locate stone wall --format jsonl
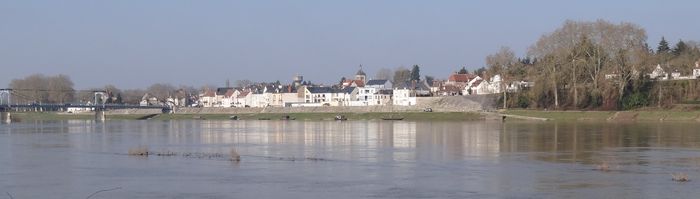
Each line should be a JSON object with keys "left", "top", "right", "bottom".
{"left": 107, "top": 95, "right": 496, "bottom": 114}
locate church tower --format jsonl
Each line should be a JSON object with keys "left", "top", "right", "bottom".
{"left": 355, "top": 65, "right": 366, "bottom": 85}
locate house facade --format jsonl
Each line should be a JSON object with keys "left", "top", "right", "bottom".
{"left": 393, "top": 88, "right": 416, "bottom": 106}
{"left": 304, "top": 87, "right": 335, "bottom": 104}
{"left": 365, "top": 79, "right": 392, "bottom": 90}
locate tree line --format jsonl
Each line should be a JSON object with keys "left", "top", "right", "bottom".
{"left": 486, "top": 19, "right": 700, "bottom": 110}
{"left": 8, "top": 74, "right": 198, "bottom": 105}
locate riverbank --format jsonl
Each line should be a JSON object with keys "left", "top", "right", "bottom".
{"left": 11, "top": 110, "right": 700, "bottom": 122}
{"left": 9, "top": 112, "right": 153, "bottom": 121}
{"left": 504, "top": 110, "right": 700, "bottom": 122}
{"left": 9, "top": 111, "right": 486, "bottom": 121}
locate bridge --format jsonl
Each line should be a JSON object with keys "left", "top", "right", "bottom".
{"left": 0, "top": 89, "right": 172, "bottom": 123}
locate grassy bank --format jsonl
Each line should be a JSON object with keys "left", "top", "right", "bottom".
{"left": 504, "top": 110, "right": 700, "bottom": 122}
{"left": 14, "top": 110, "right": 700, "bottom": 122}
{"left": 11, "top": 112, "right": 154, "bottom": 121}
{"left": 8, "top": 111, "right": 485, "bottom": 121}
{"left": 156, "top": 112, "right": 484, "bottom": 121}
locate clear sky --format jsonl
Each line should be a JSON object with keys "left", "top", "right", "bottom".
{"left": 1, "top": 0, "right": 699, "bottom": 89}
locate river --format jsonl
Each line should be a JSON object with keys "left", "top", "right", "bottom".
{"left": 1, "top": 120, "right": 699, "bottom": 198}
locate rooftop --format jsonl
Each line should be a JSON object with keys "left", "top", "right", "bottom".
{"left": 307, "top": 86, "right": 336, "bottom": 93}
{"left": 366, "top": 79, "right": 388, "bottom": 86}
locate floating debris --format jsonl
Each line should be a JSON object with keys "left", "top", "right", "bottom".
{"left": 596, "top": 162, "right": 610, "bottom": 172}
{"left": 153, "top": 151, "right": 177, "bottom": 157}
{"left": 305, "top": 157, "right": 328, "bottom": 161}
{"left": 230, "top": 149, "right": 241, "bottom": 162}
{"left": 127, "top": 147, "right": 149, "bottom": 156}
{"left": 126, "top": 148, "right": 241, "bottom": 161}
{"left": 671, "top": 173, "right": 690, "bottom": 182}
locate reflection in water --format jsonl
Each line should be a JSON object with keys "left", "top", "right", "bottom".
{"left": 1, "top": 120, "right": 700, "bottom": 198}
{"left": 139, "top": 120, "right": 503, "bottom": 163}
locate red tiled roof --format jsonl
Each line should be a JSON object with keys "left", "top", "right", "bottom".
{"left": 448, "top": 74, "right": 476, "bottom": 82}
{"left": 203, "top": 90, "right": 215, "bottom": 97}
{"left": 238, "top": 91, "right": 250, "bottom": 98}
{"left": 342, "top": 79, "right": 365, "bottom": 87}
{"left": 225, "top": 90, "right": 235, "bottom": 98}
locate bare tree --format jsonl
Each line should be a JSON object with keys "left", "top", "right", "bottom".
{"left": 9, "top": 74, "right": 75, "bottom": 104}
{"left": 392, "top": 67, "right": 411, "bottom": 84}
{"left": 486, "top": 46, "right": 517, "bottom": 109}
{"left": 486, "top": 47, "right": 516, "bottom": 76}
{"left": 235, "top": 79, "right": 254, "bottom": 88}
{"left": 146, "top": 83, "right": 176, "bottom": 101}
{"left": 46, "top": 75, "right": 74, "bottom": 103}
{"left": 375, "top": 68, "right": 393, "bottom": 80}
{"left": 121, "top": 89, "right": 146, "bottom": 104}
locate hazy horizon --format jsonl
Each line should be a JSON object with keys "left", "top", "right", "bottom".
{"left": 2, "top": 0, "right": 699, "bottom": 89}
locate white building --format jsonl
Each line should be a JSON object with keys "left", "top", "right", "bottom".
{"left": 249, "top": 93, "right": 269, "bottom": 107}
{"left": 282, "top": 92, "right": 303, "bottom": 107}
{"left": 198, "top": 90, "right": 216, "bottom": 107}
{"left": 235, "top": 91, "right": 252, "bottom": 107}
{"left": 304, "top": 87, "right": 335, "bottom": 104}
{"left": 365, "top": 79, "right": 392, "bottom": 90}
{"left": 671, "top": 70, "right": 682, "bottom": 79}
{"left": 649, "top": 64, "right": 668, "bottom": 80}
{"left": 393, "top": 88, "right": 416, "bottom": 106}
{"left": 354, "top": 87, "right": 391, "bottom": 106}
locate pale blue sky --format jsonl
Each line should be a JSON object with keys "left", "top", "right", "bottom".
{"left": 1, "top": 0, "right": 698, "bottom": 89}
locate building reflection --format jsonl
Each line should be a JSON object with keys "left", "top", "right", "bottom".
{"left": 15, "top": 119, "right": 699, "bottom": 164}
{"left": 156, "top": 120, "right": 504, "bottom": 163}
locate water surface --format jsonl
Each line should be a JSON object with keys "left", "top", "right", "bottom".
{"left": 1, "top": 120, "right": 699, "bottom": 198}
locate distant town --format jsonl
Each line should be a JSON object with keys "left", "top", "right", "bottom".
{"left": 4, "top": 19, "right": 700, "bottom": 112}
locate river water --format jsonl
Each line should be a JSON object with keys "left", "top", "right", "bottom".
{"left": 1, "top": 120, "right": 699, "bottom": 198}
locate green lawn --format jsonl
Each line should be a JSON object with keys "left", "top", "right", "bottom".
{"left": 11, "top": 112, "right": 153, "bottom": 121}
{"left": 504, "top": 110, "right": 615, "bottom": 121}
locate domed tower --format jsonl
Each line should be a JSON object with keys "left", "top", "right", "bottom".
{"left": 355, "top": 65, "right": 366, "bottom": 85}
{"left": 293, "top": 74, "right": 303, "bottom": 87}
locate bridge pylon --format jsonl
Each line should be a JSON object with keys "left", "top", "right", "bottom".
{"left": 94, "top": 91, "right": 107, "bottom": 121}
{"left": 0, "top": 89, "right": 10, "bottom": 106}
{"left": 0, "top": 89, "right": 10, "bottom": 124}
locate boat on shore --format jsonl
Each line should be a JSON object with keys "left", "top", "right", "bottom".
{"left": 334, "top": 115, "right": 347, "bottom": 121}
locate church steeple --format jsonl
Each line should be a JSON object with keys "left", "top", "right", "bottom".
{"left": 355, "top": 65, "right": 366, "bottom": 84}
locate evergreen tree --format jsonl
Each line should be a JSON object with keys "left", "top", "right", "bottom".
{"left": 657, "top": 37, "right": 670, "bottom": 54}
{"left": 410, "top": 65, "right": 421, "bottom": 81}
{"left": 116, "top": 93, "right": 123, "bottom": 104}
{"left": 458, "top": 67, "right": 469, "bottom": 74}
{"left": 473, "top": 67, "right": 486, "bottom": 76}
{"left": 672, "top": 40, "right": 687, "bottom": 56}
{"left": 105, "top": 92, "right": 113, "bottom": 103}
{"left": 424, "top": 76, "right": 435, "bottom": 86}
